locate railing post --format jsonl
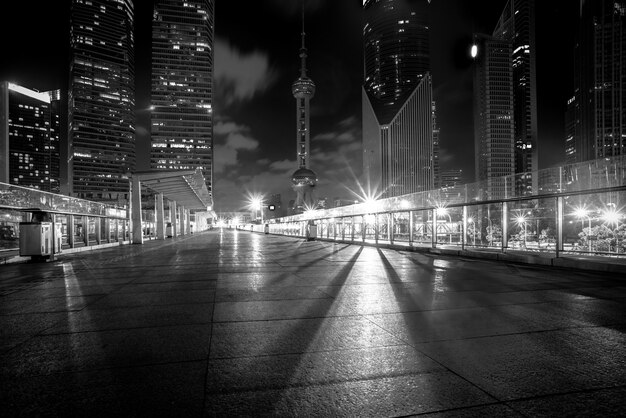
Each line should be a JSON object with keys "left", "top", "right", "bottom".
{"left": 409, "top": 211, "right": 414, "bottom": 246}
{"left": 432, "top": 208, "right": 437, "bottom": 249}
{"left": 502, "top": 202, "right": 508, "bottom": 252}
{"left": 462, "top": 206, "right": 467, "bottom": 251}
{"left": 351, "top": 217, "right": 355, "bottom": 241}
{"left": 556, "top": 196, "right": 564, "bottom": 257}
{"left": 389, "top": 213, "right": 394, "bottom": 244}
{"left": 362, "top": 216, "right": 366, "bottom": 243}
{"left": 375, "top": 214, "right": 379, "bottom": 244}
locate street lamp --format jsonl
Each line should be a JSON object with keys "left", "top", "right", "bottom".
{"left": 515, "top": 215, "right": 527, "bottom": 248}
{"left": 248, "top": 195, "right": 264, "bottom": 224}
{"left": 572, "top": 207, "right": 592, "bottom": 252}
{"left": 436, "top": 206, "right": 453, "bottom": 244}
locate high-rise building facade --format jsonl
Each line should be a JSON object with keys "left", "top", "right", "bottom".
{"left": 68, "top": 0, "right": 135, "bottom": 202}
{"left": 0, "top": 82, "right": 60, "bottom": 192}
{"left": 362, "top": 0, "right": 437, "bottom": 198}
{"left": 472, "top": 34, "right": 515, "bottom": 200}
{"left": 150, "top": 0, "right": 214, "bottom": 201}
{"left": 569, "top": 0, "right": 626, "bottom": 162}
{"left": 493, "top": 0, "right": 538, "bottom": 195}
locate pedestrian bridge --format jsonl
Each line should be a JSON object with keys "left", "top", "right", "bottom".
{"left": 1, "top": 229, "right": 625, "bottom": 415}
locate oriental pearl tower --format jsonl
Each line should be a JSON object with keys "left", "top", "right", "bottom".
{"left": 291, "top": 1, "right": 317, "bottom": 212}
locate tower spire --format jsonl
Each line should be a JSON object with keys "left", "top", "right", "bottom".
{"left": 300, "top": 0, "right": 307, "bottom": 78}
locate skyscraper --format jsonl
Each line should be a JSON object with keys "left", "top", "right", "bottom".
{"left": 68, "top": 0, "right": 135, "bottom": 202}
{"left": 493, "top": 0, "right": 538, "bottom": 195}
{"left": 0, "top": 82, "right": 60, "bottom": 192}
{"left": 291, "top": 5, "right": 317, "bottom": 211}
{"left": 150, "top": 0, "right": 215, "bottom": 201}
{"left": 569, "top": 0, "right": 626, "bottom": 162}
{"left": 362, "top": 0, "right": 437, "bottom": 198}
{"left": 472, "top": 34, "right": 515, "bottom": 199}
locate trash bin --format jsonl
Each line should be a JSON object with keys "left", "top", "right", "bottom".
{"left": 306, "top": 221, "right": 317, "bottom": 241}
{"left": 264, "top": 223, "right": 269, "bottom": 234}
{"left": 19, "top": 211, "right": 62, "bottom": 261}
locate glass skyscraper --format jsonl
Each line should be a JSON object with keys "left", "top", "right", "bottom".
{"left": 150, "top": 0, "right": 214, "bottom": 200}
{"left": 68, "top": 0, "right": 136, "bottom": 202}
{"left": 0, "top": 82, "right": 60, "bottom": 192}
{"left": 362, "top": 0, "right": 437, "bottom": 198}
{"left": 570, "top": 0, "right": 626, "bottom": 162}
{"left": 472, "top": 34, "right": 515, "bottom": 200}
{"left": 493, "top": 0, "right": 538, "bottom": 195}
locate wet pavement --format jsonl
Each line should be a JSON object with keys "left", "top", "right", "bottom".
{"left": 1, "top": 229, "right": 625, "bottom": 417}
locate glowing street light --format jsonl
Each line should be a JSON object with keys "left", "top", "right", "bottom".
{"left": 515, "top": 215, "right": 527, "bottom": 248}
{"left": 436, "top": 206, "right": 452, "bottom": 243}
{"left": 248, "top": 195, "right": 264, "bottom": 223}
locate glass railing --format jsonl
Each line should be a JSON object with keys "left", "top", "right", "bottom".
{"left": 260, "top": 156, "right": 626, "bottom": 257}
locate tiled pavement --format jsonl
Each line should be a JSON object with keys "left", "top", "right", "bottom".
{"left": 1, "top": 229, "right": 625, "bottom": 417}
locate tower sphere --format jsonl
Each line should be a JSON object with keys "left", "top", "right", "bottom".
{"left": 291, "top": 167, "right": 318, "bottom": 187}
{"left": 292, "top": 76, "right": 316, "bottom": 99}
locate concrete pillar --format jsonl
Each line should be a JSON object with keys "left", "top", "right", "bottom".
{"left": 180, "top": 206, "right": 186, "bottom": 235}
{"left": 96, "top": 217, "right": 102, "bottom": 244}
{"left": 68, "top": 215, "right": 75, "bottom": 248}
{"left": 186, "top": 208, "right": 191, "bottom": 235}
{"left": 156, "top": 193, "right": 165, "bottom": 240}
{"left": 171, "top": 200, "right": 178, "bottom": 237}
{"left": 105, "top": 217, "right": 111, "bottom": 243}
{"left": 131, "top": 175, "right": 143, "bottom": 244}
{"left": 82, "top": 216, "right": 89, "bottom": 246}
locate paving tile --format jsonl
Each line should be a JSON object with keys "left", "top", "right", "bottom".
{"left": 1, "top": 285, "right": 119, "bottom": 299}
{"left": 41, "top": 303, "right": 214, "bottom": 333}
{"left": 365, "top": 306, "right": 543, "bottom": 344}
{"left": 210, "top": 316, "right": 404, "bottom": 359}
{"left": 205, "top": 371, "right": 496, "bottom": 416}
{"left": 414, "top": 327, "right": 626, "bottom": 401}
{"left": 417, "top": 404, "right": 524, "bottom": 417}
{"left": 1, "top": 324, "right": 211, "bottom": 377}
{"left": 0, "top": 295, "right": 102, "bottom": 315}
{"left": 206, "top": 345, "right": 444, "bottom": 393}
{"left": 213, "top": 298, "right": 345, "bottom": 322}
{"left": 115, "top": 280, "right": 217, "bottom": 293}
{"left": 0, "top": 312, "right": 66, "bottom": 340}
{"left": 90, "top": 289, "right": 215, "bottom": 308}
{"left": 214, "top": 286, "right": 331, "bottom": 302}
{"left": 507, "top": 386, "right": 626, "bottom": 417}
{"left": 1, "top": 361, "right": 206, "bottom": 417}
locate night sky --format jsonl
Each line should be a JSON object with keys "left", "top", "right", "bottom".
{"left": 0, "top": 0, "right": 575, "bottom": 212}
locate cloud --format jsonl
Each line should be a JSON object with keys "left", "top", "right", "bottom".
{"left": 213, "top": 121, "right": 259, "bottom": 174}
{"left": 214, "top": 38, "right": 278, "bottom": 107}
{"left": 214, "top": 121, "right": 244, "bottom": 135}
{"left": 270, "top": 159, "right": 297, "bottom": 171}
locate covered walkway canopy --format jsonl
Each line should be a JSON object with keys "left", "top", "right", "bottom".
{"left": 130, "top": 169, "right": 213, "bottom": 244}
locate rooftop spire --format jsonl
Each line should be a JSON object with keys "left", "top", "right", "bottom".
{"left": 299, "top": 0, "right": 308, "bottom": 78}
